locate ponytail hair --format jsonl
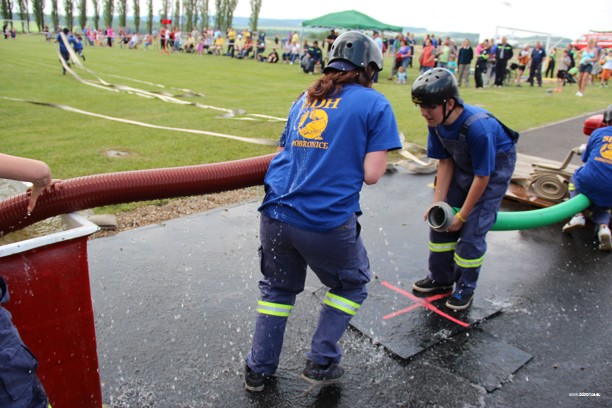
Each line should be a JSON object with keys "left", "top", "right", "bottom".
{"left": 306, "top": 68, "right": 373, "bottom": 103}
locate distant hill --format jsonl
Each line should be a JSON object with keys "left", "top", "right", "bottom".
{"left": 228, "top": 17, "right": 575, "bottom": 47}
{"left": 233, "top": 16, "right": 427, "bottom": 34}
{"left": 48, "top": 13, "right": 481, "bottom": 41}
{"left": 234, "top": 17, "right": 301, "bottom": 29}
{"left": 40, "top": 12, "right": 571, "bottom": 47}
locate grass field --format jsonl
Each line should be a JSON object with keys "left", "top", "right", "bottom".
{"left": 0, "top": 35, "right": 609, "bottom": 213}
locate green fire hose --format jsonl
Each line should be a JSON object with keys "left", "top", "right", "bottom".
{"left": 427, "top": 194, "right": 591, "bottom": 232}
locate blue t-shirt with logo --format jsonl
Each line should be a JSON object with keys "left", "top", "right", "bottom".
{"left": 260, "top": 84, "right": 401, "bottom": 232}
{"left": 574, "top": 125, "right": 612, "bottom": 207}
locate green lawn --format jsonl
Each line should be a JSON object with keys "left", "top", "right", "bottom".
{"left": 0, "top": 35, "right": 609, "bottom": 213}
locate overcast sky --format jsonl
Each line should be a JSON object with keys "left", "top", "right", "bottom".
{"left": 43, "top": 0, "right": 610, "bottom": 40}
{"left": 230, "top": 0, "right": 611, "bottom": 40}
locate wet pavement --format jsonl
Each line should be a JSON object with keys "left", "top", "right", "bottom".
{"left": 88, "top": 114, "right": 610, "bottom": 408}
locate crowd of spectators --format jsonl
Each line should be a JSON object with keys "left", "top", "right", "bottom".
{"left": 47, "top": 24, "right": 609, "bottom": 92}
{"left": 68, "top": 25, "right": 280, "bottom": 63}
{"left": 382, "top": 31, "right": 607, "bottom": 95}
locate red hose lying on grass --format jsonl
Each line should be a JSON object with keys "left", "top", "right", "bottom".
{"left": 0, "top": 154, "right": 275, "bottom": 235}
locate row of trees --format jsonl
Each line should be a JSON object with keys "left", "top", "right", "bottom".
{"left": 1, "top": 0, "right": 263, "bottom": 35}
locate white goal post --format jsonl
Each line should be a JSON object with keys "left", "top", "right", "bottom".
{"left": 494, "top": 25, "right": 552, "bottom": 52}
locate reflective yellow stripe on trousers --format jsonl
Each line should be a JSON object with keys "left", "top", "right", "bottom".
{"left": 454, "top": 253, "right": 485, "bottom": 269}
{"left": 429, "top": 241, "right": 457, "bottom": 253}
{"left": 257, "top": 300, "right": 293, "bottom": 317}
{"left": 323, "top": 292, "right": 361, "bottom": 316}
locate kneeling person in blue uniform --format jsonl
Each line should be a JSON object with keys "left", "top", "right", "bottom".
{"left": 410, "top": 68, "right": 519, "bottom": 311}
{"left": 562, "top": 104, "right": 612, "bottom": 251}
{"left": 244, "top": 32, "right": 402, "bottom": 392}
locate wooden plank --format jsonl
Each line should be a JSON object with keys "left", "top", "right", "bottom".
{"left": 505, "top": 182, "right": 560, "bottom": 208}
{"left": 513, "top": 153, "right": 579, "bottom": 180}
{"left": 507, "top": 153, "right": 580, "bottom": 208}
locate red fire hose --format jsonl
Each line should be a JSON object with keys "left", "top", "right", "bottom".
{"left": 0, "top": 154, "right": 275, "bottom": 234}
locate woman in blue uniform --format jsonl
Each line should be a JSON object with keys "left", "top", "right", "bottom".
{"left": 410, "top": 68, "right": 518, "bottom": 310}
{"left": 244, "top": 31, "right": 402, "bottom": 392}
{"left": 562, "top": 105, "right": 612, "bottom": 251}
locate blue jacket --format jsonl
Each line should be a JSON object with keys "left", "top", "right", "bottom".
{"left": 530, "top": 47, "right": 546, "bottom": 65}
{"left": 574, "top": 125, "right": 612, "bottom": 207}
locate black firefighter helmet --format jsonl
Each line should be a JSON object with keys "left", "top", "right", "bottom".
{"left": 411, "top": 67, "right": 461, "bottom": 107}
{"left": 324, "top": 31, "right": 384, "bottom": 74}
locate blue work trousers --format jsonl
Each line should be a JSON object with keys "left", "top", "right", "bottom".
{"left": 0, "top": 278, "right": 48, "bottom": 408}
{"left": 428, "top": 148, "right": 516, "bottom": 295}
{"left": 246, "top": 214, "right": 371, "bottom": 375}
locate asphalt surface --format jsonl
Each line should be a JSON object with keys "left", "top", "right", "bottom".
{"left": 88, "top": 113, "right": 610, "bottom": 408}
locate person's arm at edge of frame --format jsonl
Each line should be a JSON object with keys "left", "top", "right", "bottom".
{"left": 0, "top": 152, "right": 61, "bottom": 212}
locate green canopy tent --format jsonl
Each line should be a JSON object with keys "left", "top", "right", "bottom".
{"left": 301, "top": 9, "right": 403, "bottom": 33}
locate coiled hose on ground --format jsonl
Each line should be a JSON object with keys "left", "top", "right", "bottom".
{"left": 0, "top": 154, "right": 275, "bottom": 235}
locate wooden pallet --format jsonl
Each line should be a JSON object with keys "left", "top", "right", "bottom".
{"left": 505, "top": 182, "right": 559, "bottom": 208}
{"left": 505, "top": 153, "right": 579, "bottom": 209}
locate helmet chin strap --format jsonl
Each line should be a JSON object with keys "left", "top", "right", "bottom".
{"left": 441, "top": 99, "right": 457, "bottom": 124}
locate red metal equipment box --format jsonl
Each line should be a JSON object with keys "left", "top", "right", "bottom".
{"left": 0, "top": 213, "right": 101, "bottom": 408}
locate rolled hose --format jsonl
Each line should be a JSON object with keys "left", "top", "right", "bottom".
{"left": 0, "top": 154, "right": 275, "bottom": 235}
{"left": 427, "top": 194, "right": 591, "bottom": 232}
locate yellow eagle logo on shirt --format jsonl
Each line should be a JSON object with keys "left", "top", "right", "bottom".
{"left": 601, "top": 135, "right": 612, "bottom": 161}
{"left": 298, "top": 108, "right": 328, "bottom": 140}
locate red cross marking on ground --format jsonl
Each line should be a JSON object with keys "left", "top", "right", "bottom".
{"left": 380, "top": 280, "right": 470, "bottom": 328}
